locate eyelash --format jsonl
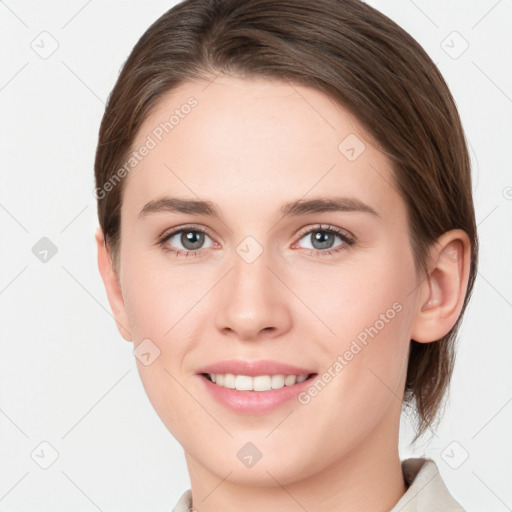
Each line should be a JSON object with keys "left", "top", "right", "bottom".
{"left": 157, "top": 223, "right": 355, "bottom": 258}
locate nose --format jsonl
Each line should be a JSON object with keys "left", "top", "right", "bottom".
{"left": 214, "top": 247, "right": 292, "bottom": 341}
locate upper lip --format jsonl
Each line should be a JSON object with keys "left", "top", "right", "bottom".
{"left": 196, "top": 359, "right": 316, "bottom": 377}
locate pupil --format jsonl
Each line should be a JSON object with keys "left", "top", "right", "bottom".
{"left": 182, "top": 231, "right": 204, "bottom": 250}
{"left": 312, "top": 231, "right": 334, "bottom": 250}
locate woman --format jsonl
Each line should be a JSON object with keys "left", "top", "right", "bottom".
{"left": 93, "top": 0, "right": 478, "bottom": 510}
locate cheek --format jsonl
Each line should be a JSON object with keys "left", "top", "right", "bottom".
{"left": 120, "top": 247, "right": 204, "bottom": 339}
{"left": 295, "top": 265, "right": 414, "bottom": 453}
{"left": 304, "top": 244, "right": 416, "bottom": 386}
{"left": 120, "top": 255, "right": 206, "bottom": 438}
{"left": 297, "top": 252, "right": 414, "bottom": 338}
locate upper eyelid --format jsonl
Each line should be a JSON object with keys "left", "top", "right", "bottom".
{"left": 160, "top": 223, "right": 353, "bottom": 246}
{"left": 296, "top": 223, "right": 353, "bottom": 240}
{"left": 160, "top": 223, "right": 210, "bottom": 239}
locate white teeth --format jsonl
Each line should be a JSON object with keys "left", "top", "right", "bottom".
{"left": 271, "top": 375, "right": 284, "bottom": 389}
{"left": 236, "top": 375, "right": 253, "bottom": 390}
{"left": 206, "top": 373, "right": 310, "bottom": 391}
{"left": 284, "top": 375, "right": 296, "bottom": 386}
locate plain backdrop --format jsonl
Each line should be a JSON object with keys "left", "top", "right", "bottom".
{"left": 0, "top": 0, "right": 511, "bottom": 510}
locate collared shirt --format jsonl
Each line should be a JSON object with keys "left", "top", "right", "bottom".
{"left": 171, "top": 457, "right": 466, "bottom": 511}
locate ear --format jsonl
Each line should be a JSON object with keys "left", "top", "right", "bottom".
{"left": 411, "top": 229, "right": 472, "bottom": 343}
{"left": 95, "top": 226, "right": 132, "bottom": 342}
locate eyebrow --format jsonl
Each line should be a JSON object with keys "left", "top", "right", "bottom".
{"left": 138, "top": 196, "right": 381, "bottom": 220}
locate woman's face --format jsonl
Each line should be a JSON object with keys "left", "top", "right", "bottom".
{"left": 110, "top": 75, "right": 422, "bottom": 486}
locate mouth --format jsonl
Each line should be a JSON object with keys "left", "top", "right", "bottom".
{"left": 200, "top": 372, "right": 317, "bottom": 392}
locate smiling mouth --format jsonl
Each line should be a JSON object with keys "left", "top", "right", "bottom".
{"left": 201, "top": 372, "right": 317, "bottom": 392}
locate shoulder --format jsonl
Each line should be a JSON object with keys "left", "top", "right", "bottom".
{"left": 171, "top": 489, "right": 192, "bottom": 512}
{"left": 390, "top": 457, "right": 466, "bottom": 511}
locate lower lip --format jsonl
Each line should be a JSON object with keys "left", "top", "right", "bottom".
{"left": 198, "top": 374, "right": 317, "bottom": 414}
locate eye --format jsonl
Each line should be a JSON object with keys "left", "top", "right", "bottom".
{"left": 293, "top": 224, "right": 354, "bottom": 256}
{"left": 158, "top": 223, "right": 354, "bottom": 258}
{"left": 158, "top": 225, "right": 215, "bottom": 257}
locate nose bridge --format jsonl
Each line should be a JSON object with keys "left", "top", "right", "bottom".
{"left": 214, "top": 235, "right": 291, "bottom": 339}
{"left": 230, "top": 235, "right": 276, "bottom": 306}
{"left": 234, "top": 242, "right": 270, "bottom": 290}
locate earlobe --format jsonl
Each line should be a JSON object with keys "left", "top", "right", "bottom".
{"left": 411, "top": 229, "right": 471, "bottom": 343}
{"left": 95, "top": 227, "right": 132, "bottom": 342}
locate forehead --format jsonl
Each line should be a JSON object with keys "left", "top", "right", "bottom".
{"left": 124, "top": 75, "right": 402, "bottom": 221}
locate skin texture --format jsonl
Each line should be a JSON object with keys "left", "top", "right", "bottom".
{"left": 96, "top": 75, "right": 471, "bottom": 511}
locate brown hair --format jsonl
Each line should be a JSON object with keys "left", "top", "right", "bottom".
{"left": 94, "top": 0, "right": 478, "bottom": 441}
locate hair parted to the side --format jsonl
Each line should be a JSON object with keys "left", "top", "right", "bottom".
{"left": 94, "top": 0, "right": 478, "bottom": 442}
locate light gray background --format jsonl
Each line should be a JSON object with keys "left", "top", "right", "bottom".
{"left": 0, "top": 0, "right": 511, "bottom": 510}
